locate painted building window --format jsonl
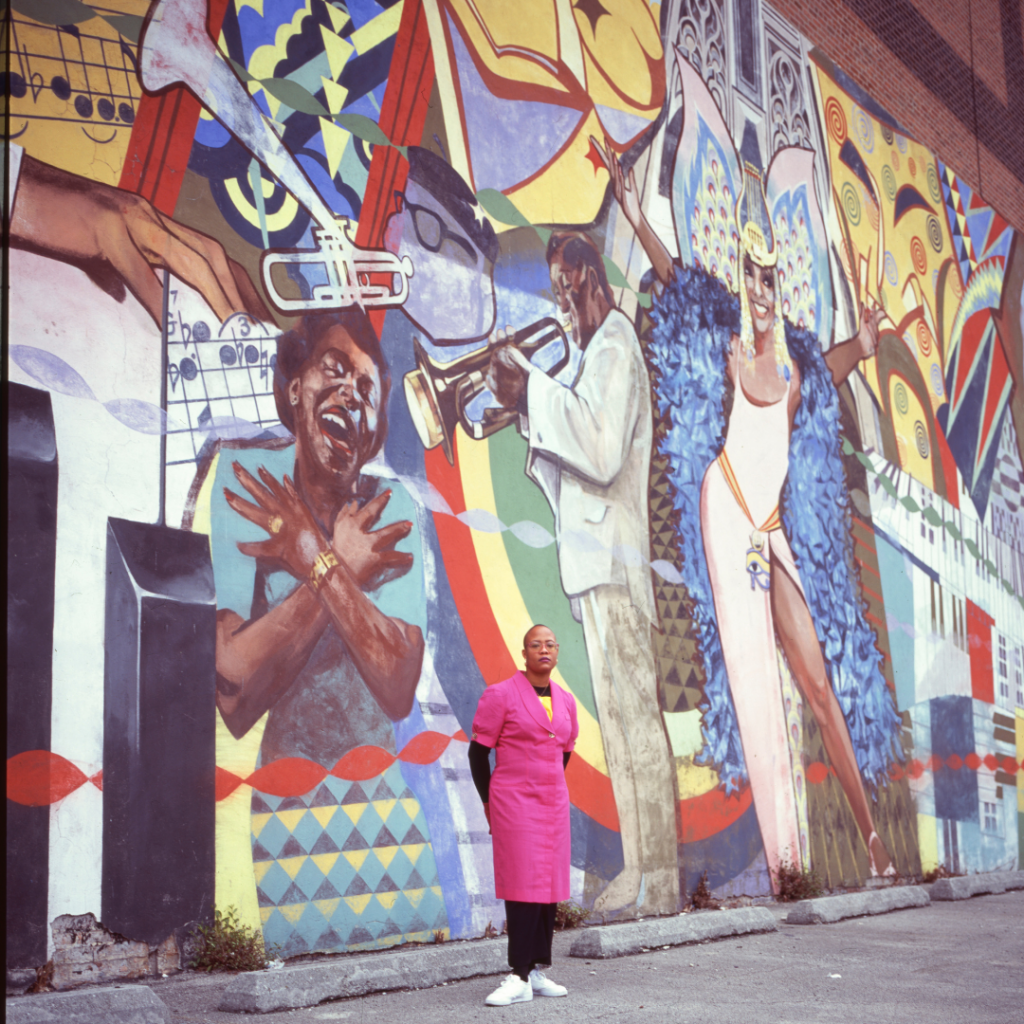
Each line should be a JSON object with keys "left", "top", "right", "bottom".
{"left": 930, "top": 580, "right": 945, "bottom": 638}
{"left": 942, "top": 819, "right": 961, "bottom": 875}
{"left": 1015, "top": 646, "right": 1023, "bottom": 707}
{"left": 733, "top": 0, "right": 763, "bottom": 102}
{"left": 982, "top": 801, "right": 999, "bottom": 834}
{"left": 997, "top": 634, "right": 1009, "bottom": 701}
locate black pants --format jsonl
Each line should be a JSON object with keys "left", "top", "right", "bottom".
{"left": 505, "top": 900, "right": 556, "bottom": 979}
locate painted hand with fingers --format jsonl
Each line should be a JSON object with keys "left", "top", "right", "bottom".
{"left": 224, "top": 461, "right": 325, "bottom": 581}
{"left": 855, "top": 303, "right": 886, "bottom": 360}
{"left": 330, "top": 489, "right": 414, "bottom": 591}
{"left": 485, "top": 325, "right": 530, "bottom": 410}
{"left": 590, "top": 135, "right": 642, "bottom": 229}
{"left": 10, "top": 155, "right": 270, "bottom": 326}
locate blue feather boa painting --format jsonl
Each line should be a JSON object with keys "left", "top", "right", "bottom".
{"left": 648, "top": 265, "right": 903, "bottom": 799}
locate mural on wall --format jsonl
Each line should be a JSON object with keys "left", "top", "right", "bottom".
{"left": 6, "top": 0, "right": 1024, "bottom": 971}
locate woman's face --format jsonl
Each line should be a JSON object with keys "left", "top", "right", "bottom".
{"left": 523, "top": 626, "right": 559, "bottom": 675}
{"left": 288, "top": 325, "right": 383, "bottom": 484}
{"left": 743, "top": 255, "right": 776, "bottom": 338}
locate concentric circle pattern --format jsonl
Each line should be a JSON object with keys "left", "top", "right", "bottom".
{"left": 841, "top": 181, "right": 861, "bottom": 226}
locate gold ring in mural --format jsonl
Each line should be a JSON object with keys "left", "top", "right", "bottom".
{"left": 269, "top": 516, "right": 284, "bottom": 535}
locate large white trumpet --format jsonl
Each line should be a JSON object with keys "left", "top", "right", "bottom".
{"left": 138, "top": 0, "right": 413, "bottom": 313}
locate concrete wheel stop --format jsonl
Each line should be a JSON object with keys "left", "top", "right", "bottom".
{"left": 567, "top": 906, "right": 778, "bottom": 959}
{"left": 5, "top": 984, "right": 170, "bottom": 1024}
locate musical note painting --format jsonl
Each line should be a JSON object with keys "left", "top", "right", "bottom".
{"left": 5, "top": 0, "right": 1024, "bottom": 987}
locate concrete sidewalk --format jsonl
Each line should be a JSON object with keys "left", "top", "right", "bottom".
{"left": 8, "top": 883, "right": 1024, "bottom": 1024}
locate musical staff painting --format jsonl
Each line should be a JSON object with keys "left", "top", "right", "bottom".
{"left": 6, "top": 3, "right": 149, "bottom": 185}
{"left": 164, "top": 286, "right": 285, "bottom": 459}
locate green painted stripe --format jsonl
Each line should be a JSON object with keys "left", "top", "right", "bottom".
{"left": 487, "top": 428, "right": 596, "bottom": 718}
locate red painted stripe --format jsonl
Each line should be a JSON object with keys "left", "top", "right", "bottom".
{"left": 117, "top": 0, "right": 231, "bottom": 212}
{"left": 854, "top": 555, "right": 881, "bottom": 579}
{"left": 423, "top": 447, "right": 517, "bottom": 686}
{"left": 678, "top": 783, "right": 753, "bottom": 844}
{"left": 860, "top": 581, "right": 885, "bottom": 605}
{"left": 355, "top": 0, "right": 434, "bottom": 338}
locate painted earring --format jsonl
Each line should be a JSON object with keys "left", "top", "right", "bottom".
{"left": 290, "top": 395, "right": 299, "bottom": 405}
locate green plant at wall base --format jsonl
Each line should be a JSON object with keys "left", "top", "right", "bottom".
{"left": 689, "top": 870, "right": 720, "bottom": 909}
{"left": 555, "top": 901, "right": 591, "bottom": 930}
{"left": 773, "top": 862, "right": 824, "bottom": 902}
{"left": 188, "top": 908, "right": 275, "bottom": 972}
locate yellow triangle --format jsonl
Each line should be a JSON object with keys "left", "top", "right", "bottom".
{"left": 399, "top": 799, "right": 419, "bottom": 820}
{"left": 251, "top": 812, "right": 273, "bottom": 838}
{"left": 260, "top": 906, "right": 275, "bottom": 924}
{"left": 373, "top": 799, "right": 397, "bottom": 821}
{"left": 278, "top": 902, "right": 307, "bottom": 924}
{"left": 402, "top": 843, "right": 426, "bottom": 865}
{"left": 375, "top": 845, "right": 399, "bottom": 870}
{"left": 235, "top": 0, "right": 264, "bottom": 17}
{"left": 345, "top": 893, "right": 372, "bottom": 915}
{"left": 278, "top": 855, "right": 307, "bottom": 880}
{"left": 311, "top": 852, "right": 340, "bottom": 876}
{"left": 320, "top": 24, "right": 354, "bottom": 83}
{"left": 277, "top": 809, "right": 306, "bottom": 832}
{"left": 253, "top": 860, "right": 274, "bottom": 886}
{"left": 375, "top": 891, "right": 399, "bottom": 911}
{"left": 314, "top": 897, "right": 341, "bottom": 919}
{"left": 405, "top": 887, "right": 426, "bottom": 909}
{"left": 431, "top": 885, "right": 443, "bottom": 899}
{"left": 320, "top": 116, "right": 351, "bottom": 180}
{"left": 343, "top": 849, "right": 369, "bottom": 871}
{"left": 341, "top": 803, "right": 366, "bottom": 826}
{"left": 322, "top": 77, "right": 349, "bottom": 117}
{"left": 310, "top": 805, "right": 337, "bottom": 829}
{"left": 324, "top": 2, "right": 351, "bottom": 35}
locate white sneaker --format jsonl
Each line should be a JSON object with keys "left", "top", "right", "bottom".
{"left": 485, "top": 973, "right": 533, "bottom": 1006}
{"left": 529, "top": 968, "right": 568, "bottom": 997}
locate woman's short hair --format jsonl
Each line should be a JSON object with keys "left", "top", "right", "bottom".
{"left": 273, "top": 310, "right": 390, "bottom": 456}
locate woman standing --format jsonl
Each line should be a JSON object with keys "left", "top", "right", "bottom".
{"left": 469, "top": 625, "right": 579, "bottom": 1006}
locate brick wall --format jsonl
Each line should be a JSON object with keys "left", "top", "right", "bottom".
{"left": 773, "top": 0, "right": 1024, "bottom": 230}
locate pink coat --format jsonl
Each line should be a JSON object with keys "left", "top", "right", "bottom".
{"left": 472, "top": 671, "right": 579, "bottom": 903}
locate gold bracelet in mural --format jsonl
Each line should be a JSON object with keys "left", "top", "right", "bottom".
{"left": 308, "top": 550, "right": 339, "bottom": 593}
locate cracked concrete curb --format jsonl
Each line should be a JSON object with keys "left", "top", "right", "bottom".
{"left": 218, "top": 940, "right": 509, "bottom": 1013}
{"left": 567, "top": 907, "right": 778, "bottom": 959}
{"left": 5, "top": 984, "right": 170, "bottom": 1024}
{"left": 786, "top": 886, "right": 930, "bottom": 924}
{"left": 929, "top": 869, "right": 1024, "bottom": 900}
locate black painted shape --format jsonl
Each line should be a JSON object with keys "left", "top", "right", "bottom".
{"left": 839, "top": 0, "right": 1024, "bottom": 183}
{"left": 102, "top": 518, "right": 217, "bottom": 945}
{"left": 7, "top": 382, "right": 58, "bottom": 969}
{"left": 893, "top": 184, "right": 936, "bottom": 224}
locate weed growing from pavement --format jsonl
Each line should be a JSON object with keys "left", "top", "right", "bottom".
{"left": 773, "top": 862, "right": 825, "bottom": 902}
{"left": 921, "top": 864, "right": 960, "bottom": 884}
{"left": 189, "top": 907, "right": 276, "bottom": 972}
{"left": 555, "top": 901, "right": 591, "bottom": 929}
{"left": 689, "top": 870, "right": 720, "bottom": 909}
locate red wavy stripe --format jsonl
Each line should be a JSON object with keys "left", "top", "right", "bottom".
{"left": 398, "top": 730, "right": 452, "bottom": 764}
{"left": 331, "top": 746, "right": 396, "bottom": 782}
{"left": 247, "top": 758, "right": 328, "bottom": 797}
{"left": 7, "top": 751, "right": 88, "bottom": 806}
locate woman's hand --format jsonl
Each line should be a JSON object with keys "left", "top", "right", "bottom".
{"left": 590, "top": 135, "right": 642, "bottom": 228}
{"left": 331, "top": 489, "right": 414, "bottom": 591}
{"left": 224, "top": 462, "right": 325, "bottom": 579}
{"left": 854, "top": 304, "right": 885, "bottom": 360}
